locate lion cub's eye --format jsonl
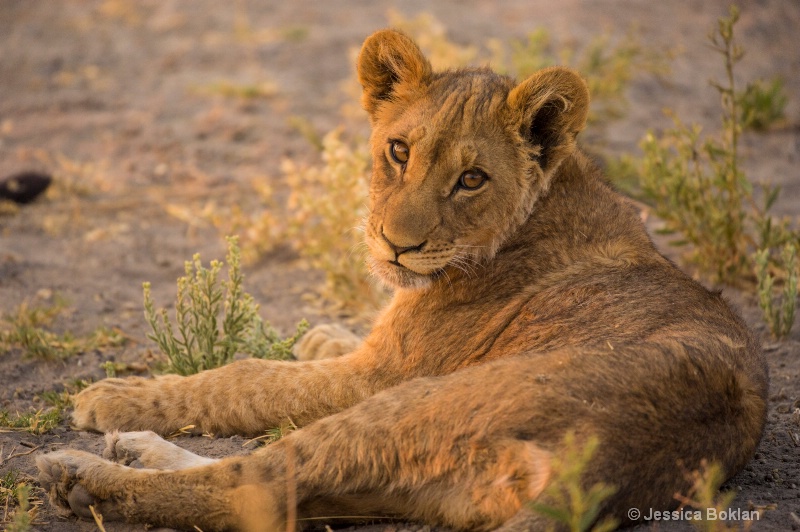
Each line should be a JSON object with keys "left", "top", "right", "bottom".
{"left": 389, "top": 140, "right": 410, "bottom": 164}
{"left": 458, "top": 169, "right": 488, "bottom": 191}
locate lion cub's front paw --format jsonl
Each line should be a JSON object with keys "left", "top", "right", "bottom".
{"left": 71, "top": 375, "right": 181, "bottom": 434}
{"left": 71, "top": 377, "right": 146, "bottom": 432}
{"left": 293, "top": 323, "right": 362, "bottom": 361}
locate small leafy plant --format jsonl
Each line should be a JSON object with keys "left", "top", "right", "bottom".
{"left": 242, "top": 317, "right": 309, "bottom": 361}
{"left": 674, "top": 460, "right": 759, "bottom": 532}
{"left": 2, "top": 480, "right": 36, "bottom": 532}
{"left": 634, "top": 6, "right": 798, "bottom": 336}
{"left": 1, "top": 469, "right": 24, "bottom": 495}
{"left": 283, "top": 129, "right": 388, "bottom": 316}
{"left": 738, "top": 77, "right": 787, "bottom": 131}
{"left": 244, "top": 417, "right": 299, "bottom": 447}
{"left": 529, "top": 432, "right": 619, "bottom": 532}
{"left": 143, "top": 237, "right": 307, "bottom": 375}
{"left": 755, "top": 244, "right": 798, "bottom": 339}
{"left": 638, "top": 6, "right": 751, "bottom": 283}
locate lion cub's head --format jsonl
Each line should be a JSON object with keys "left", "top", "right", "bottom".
{"left": 357, "top": 29, "right": 589, "bottom": 289}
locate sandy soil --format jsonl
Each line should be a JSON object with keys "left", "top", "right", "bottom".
{"left": 0, "top": 1, "right": 798, "bottom": 530}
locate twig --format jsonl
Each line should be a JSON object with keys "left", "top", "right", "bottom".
{"left": 2, "top": 445, "right": 42, "bottom": 466}
{"left": 242, "top": 434, "right": 273, "bottom": 447}
{"left": 89, "top": 504, "right": 107, "bottom": 532}
{"left": 0, "top": 444, "right": 8, "bottom": 467}
{"left": 166, "top": 424, "right": 196, "bottom": 439}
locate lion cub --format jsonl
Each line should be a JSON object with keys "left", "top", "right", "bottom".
{"left": 38, "top": 29, "right": 767, "bottom": 531}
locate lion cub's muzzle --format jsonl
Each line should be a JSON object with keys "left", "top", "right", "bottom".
{"left": 365, "top": 227, "right": 458, "bottom": 289}
{"left": 374, "top": 230, "right": 450, "bottom": 276}
{"left": 382, "top": 232, "right": 427, "bottom": 268}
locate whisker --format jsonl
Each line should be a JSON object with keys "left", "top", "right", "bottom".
{"left": 345, "top": 217, "right": 368, "bottom": 237}
{"left": 448, "top": 256, "right": 477, "bottom": 280}
{"left": 448, "top": 250, "right": 487, "bottom": 280}
{"left": 440, "top": 266, "right": 454, "bottom": 293}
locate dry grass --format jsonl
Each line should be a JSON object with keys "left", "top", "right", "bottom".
{"left": 1, "top": 480, "right": 39, "bottom": 532}
{"left": 0, "top": 410, "right": 62, "bottom": 436}
{"left": 0, "top": 381, "right": 88, "bottom": 435}
{"left": 283, "top": 130, "right": 388, "bottom": 316}
{"left": 0, "top": 296, "right": 126, "bottom": 361}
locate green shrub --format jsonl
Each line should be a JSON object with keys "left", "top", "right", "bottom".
{"left": 529, "top": 432, "right": 618, "bottom": 532}
{"left": 143, "top": 237, "right": 307, "bottom": 375}
{"left": 755, "top": 244, "right": 798, "bottom": 339}
{"left": 738, "top": 77, "right": 787, "bottom": 131}
{"left": 674, "top": 460, "right": 761, "bottom": 532}
{"left": 633, "top": 6, "right": 798, "bottom": 336}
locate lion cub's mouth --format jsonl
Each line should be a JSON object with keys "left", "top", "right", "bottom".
{"left": 364, "top": 229, "right": 457, "bottom": 289}
{"left": 368, "top": 255, "right": 438, "bottom": 290}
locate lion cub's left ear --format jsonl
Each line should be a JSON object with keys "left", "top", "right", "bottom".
{"left": 357, "top": 29, "right": 432, "bottom": 118}
{"left": 507, "top": 67, "right": 589, "bottom": 176}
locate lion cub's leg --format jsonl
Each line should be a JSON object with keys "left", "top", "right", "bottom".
{"left": 39, "top": 360, "right": 551, "bottom": 531}
{"left": 274, "top": 364, "right": 555, "bottom": 530}
{"left": 293, "top": 323, "right": 362, "bottom": 360}
{"left": 37, "top": 450, "right": 278, "bottom": 530}
{"left": 71, "top": 354, "right": 381, "bottom": 436}
{"left": 104, "top": 431, "right": 217, "bottom": 469}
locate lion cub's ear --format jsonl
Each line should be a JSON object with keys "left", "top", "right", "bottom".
{"left": 357, "top": 29, "right": 432, "bottom": 117}
{"left": 507, "top": 67, "right": 589, "bottom": 175}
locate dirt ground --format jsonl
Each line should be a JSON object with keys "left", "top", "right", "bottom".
{"left": 1, "top": 0, "right": 799, "bottom": 530}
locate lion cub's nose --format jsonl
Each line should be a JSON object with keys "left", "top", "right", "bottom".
{"left": 381, "top": 232, "right": 426, "bottom": 257}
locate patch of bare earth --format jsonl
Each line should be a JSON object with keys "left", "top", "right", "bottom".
{"left": 0, "top": 1, "right": 798, "bottom": 530}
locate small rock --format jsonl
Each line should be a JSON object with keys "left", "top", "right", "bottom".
{"left": 0, "top": 171, "right": 52, "bottom": 204}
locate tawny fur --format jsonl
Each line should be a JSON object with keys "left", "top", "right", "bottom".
{"left": 37, "top": 29, "right": 767, "bottom": 532}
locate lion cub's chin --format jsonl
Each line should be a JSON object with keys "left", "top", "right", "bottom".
{"left": 368, "top": 257, "right": 436, "bottom": 290}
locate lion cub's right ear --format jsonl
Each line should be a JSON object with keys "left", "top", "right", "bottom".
{"left": 507, "top": 67, "right": 589, "bottom": 176}
{"left": 357, "top": 29, "right": 432, "bottom": 118}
